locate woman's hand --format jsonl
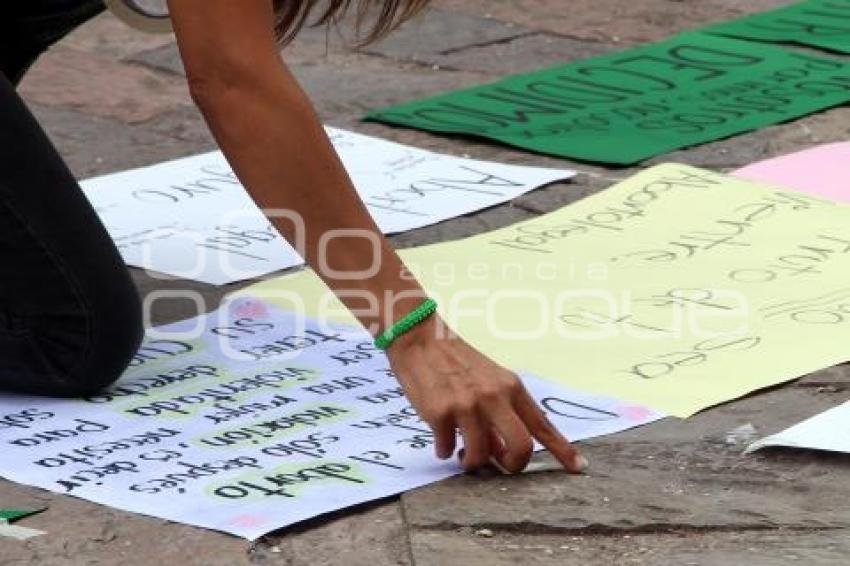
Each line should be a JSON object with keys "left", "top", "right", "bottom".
{"left": 386, "top": 316, "right": 587, "bottom": 473}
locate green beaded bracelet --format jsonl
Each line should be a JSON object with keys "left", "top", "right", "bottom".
{"left": 374, "top": 298, "right": 438, "bottom": 350}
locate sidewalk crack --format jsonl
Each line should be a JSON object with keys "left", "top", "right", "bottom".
{"left": 415, "top": 521, "right": 845, "bottom": 538}
{"left": 438, "top": 32, "right": 537, "bottom": 56}
{"left": 398, "top": 498, "right": 418, "bottom": 565}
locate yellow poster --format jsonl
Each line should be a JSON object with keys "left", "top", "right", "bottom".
{"left": 239, "top": 164, "right": 850, "bottom": 417}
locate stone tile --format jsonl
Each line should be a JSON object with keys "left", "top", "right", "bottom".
{"left": 0, "top": 480, "right": 408, "bottom": 566}
{"left": 750, "top": 106, "right": 850, "bottom": 160}
{"left": 0, "top": 479, "right": 248, "bottom": 566}
{"left": 650, "top": 104, "right": 850, "bottom": 172}
{"left": 364, "top": 8, "right": 527, "bottom": 63}
{"left": 402, "top": 382, "right": 850, "bottom": 533}
{"left": 128, "top": 43, "right": 186, "bottom": 77}
{"left": 430, "top": 32, "right": 613, "bottom": 74}
{"left": 290, "top": 63, "right": 492, "bottom": 120}
{"left": 646, "top": 128, "right": 775, "bottom": 170}
{"left": 255, "top": 502, "right": 411, "bottom": 566}
{"left": 28, "top": 104, "right": 209, "bottom": 179}
{"left": 127, "top": 42, "right": 495, "bottom": 122}
{"left": 127, "top": 29, "right": 361, "bottom": 78}
{"left": 19, "top": 46, "right": 191, "bottom": 125}
{"left": 410, "top": 528, "right": 850, "bottom": 566}
{"left": 62, "top": 12, "right": 175, "bottom": 59}
{"left": 130, "top": 270, "right": 233, "bottom": 327}
{"left": 432, "top": 0, "right": 792, "bottom": 45}
{"left": 338, "top": 120, "right": 565, "bottom": 168}
{"left": 411, "top": 530, "right": 562, "bottom": 566}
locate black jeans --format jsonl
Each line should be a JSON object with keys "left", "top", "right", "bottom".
{"left": 0, "top": 0, "right": 143, "bottom": 397}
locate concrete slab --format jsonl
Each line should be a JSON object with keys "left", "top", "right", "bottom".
{"left": 434, "top": 0, "right": 792, "bottom": 44}
{"left": 364, "top": 8, "right": 527, "bottom": 63}
{"left": 401, "top": 378, "right": 850, "bottom": 534}
{"left": 426, "top": 32, "right": 613, "bottom": 74}
{"left": 19, "top": 46, "right": 191, "bottom": 124}
{"left": 409, "top": 529, "right": 850, "bottom": 566}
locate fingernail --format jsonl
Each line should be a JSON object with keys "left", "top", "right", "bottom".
{"left": 573, "top": 455, "right": 589, "bottom": 473}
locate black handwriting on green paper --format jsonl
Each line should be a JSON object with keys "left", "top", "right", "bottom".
{"left": 366, "top": 33, "right": 850, "bottom": 164}
{"left": 703, "top": 0, "right": 850, "bottom": 54}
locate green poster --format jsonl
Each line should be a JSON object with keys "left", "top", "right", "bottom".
{"left": 365, "top": 32, "right": 850, "bottom": 164}
{"left": 703, "top": 0, "right": 850, "bottom": 54}
{"left": 0, "top": 508, "right": 45, "bottom": 522}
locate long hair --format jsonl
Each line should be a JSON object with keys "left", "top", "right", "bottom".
{"left": 272, "top": 0, "right": 430, "bottom": 45}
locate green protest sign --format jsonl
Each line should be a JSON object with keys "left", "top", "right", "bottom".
{"left": 703, "top": 0, "right": 850, "bottom": 54}
{"left": 0, "top": 508, "right": 45, "bottom": 522}
{"left": 366, "top": 33, "right": 850, "bottom": 164}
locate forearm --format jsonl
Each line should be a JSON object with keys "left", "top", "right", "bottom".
{"left": 166, "top": 0, "right": 583, "bottom": 474}
{"left": 193, "top": 68, "right": 427, "bottom": 335}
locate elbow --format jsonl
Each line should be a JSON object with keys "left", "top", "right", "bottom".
{"left": 182, "top": 45, "right": 257, "bottom": 115}
{"left": 180, "top": 48, "right": 318, "bottom": 128}
{"left": 184, "top": 59, "right": 303, "bottom": 117}
{"left": 186, "top": 61, "right": 317, "bottom": 127}
{"left": 186, "top": 68, "right": 236, "bottom": 116}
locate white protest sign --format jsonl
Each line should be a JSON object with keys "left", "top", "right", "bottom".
{"left": 82, "top": 127, "right": 574, "bottom": 285}
{"left": 324, "top": 128, "right": 574, "bottom": 233}
{"left": 0, "top": 298, "right": 660, "bottom": 540}
{"left": 746, "top": 401, "right": 850, "bottom": 455}
{"left": 83, "top": 155, "right": 300, "bottom": 286}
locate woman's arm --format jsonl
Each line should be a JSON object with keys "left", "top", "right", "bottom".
{"left": 166, "top": 0, "right": 585, "bottom": 473}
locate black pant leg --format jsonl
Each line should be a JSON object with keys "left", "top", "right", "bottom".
{"left": 1, "top": 1, "right": 106, "bottom": 85}
{"left": 0, "top": 73, "right": 142, "bottom": 397}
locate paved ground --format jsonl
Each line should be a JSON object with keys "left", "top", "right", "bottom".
{"left": 3, "top": 1, "right": 850, "bottom": 564}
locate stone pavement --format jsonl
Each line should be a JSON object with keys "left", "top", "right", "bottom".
{"left": 3, "top": 1, "right": 850, "bottom": 564}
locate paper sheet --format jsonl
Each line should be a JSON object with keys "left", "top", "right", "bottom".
{"left": 745, "top": 401, "right": 850, "bottom": 454}
{"left": 0, "top": 508, "right": 46, "bottom": 541}
{"left": 703, "top": 0, "right": 850, "bottom": 54}
{"left": 240, "top": 164, "right": 850, "bottom": 417}
{"left": 0, "top": 520, "right": 45, "bottom": 541}
{"left": 366, "top": 32, "right": 850, "bottom": 164}
{"left": 0, "top": 298, "right": 662, "bottom": 540}
{"left": 733, "top": 142, "right": 850, "bottom": 203}
{"left": 82, "top": 127, "right": 573, "bottom": 285}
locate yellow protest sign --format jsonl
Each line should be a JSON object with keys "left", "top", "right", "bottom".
{"left": 240, "top": 164, "right": 850, "bottom": 417}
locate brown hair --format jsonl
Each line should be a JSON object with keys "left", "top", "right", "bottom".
{"left": 272, "top": 0, "right": 430, "bottom": 46}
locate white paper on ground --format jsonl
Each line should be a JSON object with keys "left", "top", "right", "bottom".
{"left": 82, "top": 153, "right": 302, "bottom": 287}
{"left": 745, "top": 401, "right": 850, "bottom": 454}
{"left": 0, "top": 298, "right": 660, "bottom": 540}
{"left": 0, "top": 520, "right": 45, "bottom": 541}
{"left": 82, "top": 127, "right": 575, "bottom": 285}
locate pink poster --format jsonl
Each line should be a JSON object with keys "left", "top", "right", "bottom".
{"left": 733, "top": 142, "right": 850, "bottom": 203}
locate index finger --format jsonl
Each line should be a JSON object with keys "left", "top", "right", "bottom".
{"left": 513, "top": 390, "right": 587, "bottom": 473}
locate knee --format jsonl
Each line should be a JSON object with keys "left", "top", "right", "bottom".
{"left": 80, "top": 288, "right": 145, "bottom": 396}
{"left": 55, "top": 283, "right": 144, "bottom": 398}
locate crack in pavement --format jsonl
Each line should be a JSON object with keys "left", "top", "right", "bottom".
{"left": 438, "top": 31, "right": 537, "bottom": 56}
{"left": 413, "top": 521, "right": 846, "bottom": 538}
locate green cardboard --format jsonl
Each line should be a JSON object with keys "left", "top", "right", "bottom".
{"left": 366, "top": 33, "right": 850, "bottom": 164}
{"left": 703, "top": 0, "right": 850, "bottom": 54}
{"left": 0, "top": 508, "right": 45, "bottom": 522}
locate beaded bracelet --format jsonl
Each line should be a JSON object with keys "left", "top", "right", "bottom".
{"left": 374, "top": 298, "right": 438, "bottom": 350}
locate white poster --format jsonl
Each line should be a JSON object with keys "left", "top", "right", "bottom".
{"left": 746, "top": 401, "right": 850, "bottom": 455}
{"left": 82, "top": 127, "right": 574, "bottom": 285}
{"left": 0, "top": 298, "right": 660, "bottom": 540}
